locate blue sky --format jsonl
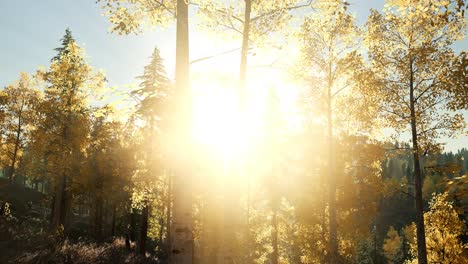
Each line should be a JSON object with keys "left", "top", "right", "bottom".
{"left": 0, "top": 0, "right": 384, "bottom": 88}
{"left": 0, "top": 0, "right": 175, "bottom": 88}
{"left": 0, "top": 0, "right": 466, "bottom": 151}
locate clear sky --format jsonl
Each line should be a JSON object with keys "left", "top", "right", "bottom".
{"left": 0, "top": 0, "right": 466, "bottom": 152}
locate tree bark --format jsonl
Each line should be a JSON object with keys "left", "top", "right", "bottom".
{"left": 240, "top": 0, "right": 252, "bottom": 102}
{"left": 52, "top": 91, "right": 73, "bottom": 230}
{"left": 171, "top": 0, "right": 192, "bottom": 263}
{"left": 111, "top": 203, "right": 116, "bottom": 237}
{"left": 92, "top": 153, "right": 104, "bottom": 240}
{"left": 139, "top": 204, "right": 149, "bottom": 255}
{"left": 94, "top": 191, "right": 103, "bottom": 240}
{"left": 50, "top": 195, "right": 55, "bottom": 225}
{"left": 409, "top": 57, "right": 428, "bottom": 264}
{"left": 8, "top": 134, "right": 20, "bottom": 183}
{"left": 222, "top": 172, "right": 237, "bottom": 264}
{"left": 166, "top": 173, "right": 172, "bottom": 260}
{"left": 64, "top": 191, "right": 73, "bottom": 231}
{"left": 52, "top": 172, "right": 67, "bottom": 229}
{"left": 130, "top": 208, "right": 136, "bottom": 242}
{"left": 159, "top": 214, "right": 164, "bottom": 250}
{"left": 271, "top": 206, "right": 279, "bottom": 264}
{"left": 327, "top": 60, "right": 338, "bottom": 263}
{"left": 240, "top": 2, "right": 252, "bottom": 263}
{"left": 8, "top": 107, "right": 23, "bottom": 184}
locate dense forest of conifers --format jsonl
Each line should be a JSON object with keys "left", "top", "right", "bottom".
{"left": 1, "top": 0, "right": 467, "bottom": 264}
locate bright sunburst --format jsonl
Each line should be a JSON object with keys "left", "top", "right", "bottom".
{"left": 191, "top": 72, "right": 303, "bottom": 164}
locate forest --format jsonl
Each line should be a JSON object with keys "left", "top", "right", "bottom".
{"left": 0, "top": 0, "right": 467, "bottom": 263}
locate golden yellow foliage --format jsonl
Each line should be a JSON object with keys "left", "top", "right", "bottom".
{"left": 383, "top": 226, "right": 402, "bottom": 263}
{"left": 406, "top": 192, "right": 467, "bottom": 264}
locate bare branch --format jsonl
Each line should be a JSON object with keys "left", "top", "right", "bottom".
{"left": 379, "top": 107, "right": 410, "bottom": 121}
{"left": 419, "top": 97, "right": 447, "bottom": 115}
{"left": 414, "top": 78, "right": 437, "bottom": 102}
{"left": 331, "top": 83, "right": 350, "bottom": 98}
{"left": 220, "top": 23, "right": 243, "bottom": 35}
{"left": 250, "top": 0, "right": 313, "bottom": 23}
{"left": 190, "top": 47, "right": 242, "bottom": 64}
{"left": 395, "top": 187, "right": 415, "bottom": 199}
{"left": 191, "top": 2, "right": 244, "bottom": 24}
{"left": 384, "top": 147, "right": 413, "bottom": 151}
{"left": 417, "top": 124, "right": 452, "bottom": 137}
{"left": 148, "top": 0, "right": 176, "bottom": 18}
{"left": 381, "top": 84, "right": 411, "bottom": 109}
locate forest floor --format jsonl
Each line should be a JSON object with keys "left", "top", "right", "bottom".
{"left": 0, "top": 178, "right": 159, "bottom": 264}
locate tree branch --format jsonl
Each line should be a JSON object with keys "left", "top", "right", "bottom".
{"left": 395, "top": 187, "right": 415, "bottom": 199}
{"left": 379, "top": 107, "right": 410, "bottom": 121}
{"left": 191, "top": 2, "right": 244, "bottom": 24}
{"left": 414, "top": 78, "right": 437, "bottom": 103}
{"left": 419, "top": 97, "right": 447, "bottom": 115}
{"left": 148, "top": 0, "right": 176, "bottom": 18}
{"left": 250, "top": 0, "right": 313, "bottom": 23}
{"left": 190, "top": 47, "right": 242, "bottom": 64}
{"left": 331, "top": 83, "right": 350, "bottom": 98}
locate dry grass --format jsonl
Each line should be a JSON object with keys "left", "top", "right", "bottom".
{"left": 1, "top": 205, "right": 159, "bottom": 264}
{"left": 13, "top": 237, "right": 158, "bottom": 264}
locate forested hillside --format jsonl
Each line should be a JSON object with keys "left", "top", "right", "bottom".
{"left": 1, "top": 0, "right": 467, "bottom": 264}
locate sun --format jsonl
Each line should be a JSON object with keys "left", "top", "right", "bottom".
{"left": 188, "top": 31, "right": 305, "bottom": 164}
{"left": 191, "top": 79, "right": 249, "bottom": 162}
{"left": 190, "top": 72, "right": 303, "bottom": 166}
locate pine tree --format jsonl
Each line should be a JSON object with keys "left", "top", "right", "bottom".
{"left": 97, "top": 1, "right": 191, "bottom": 260}
{"left": 52, "top": 28, "right": 74, "bottom": 62}
{"left": 132, "top": 46, "right": 171, "bottom": 255}
{"left": 134, "top": 47, "right": 171, "bottom": 119}
{"left": 37, "top": 29, "right": 105, "bottom": 230}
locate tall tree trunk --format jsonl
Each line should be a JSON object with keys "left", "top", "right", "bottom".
{"left": 240, "top": 0, "right": 252, "bottom": 100}
{"left": 159, "top": 215, "right": 165, "bottom": 250}
{"left": 271, "top": 206, "right": 279, "bottom": 264}
{"left": 221, "top": 160, "right": 240, "bottom": 264}
{"left": 402, "top": 233, "right": 408, "bottom": 261}
{"left": 139, "top": 204, "right": 149, "bottom": 255}
{"left": 94, "top": 191, "right": 103, "bottom": 240}
{"left": 93, "top": 162, "right": 104, "bottom": 240}
{"left": 319, "top": 169, "right": 327, "bottom": 262}
{"left": 171, "top": 0, "right": 192, "bottom": 263}
{"left": 327, "top": 62, "right": 338, "bottom": 263}
{"left": 8, "top": 116, "right": 22, "bottom": 184}
{"left": 50, "top": 195, "right": 55, "bottom": 225}
{"left": 126, "top": 206, "right": 136, "bottom": 251}
{"left": 166, "top": 173, "right": 172, "bottom": 260}
{"left": 111, "top": 203, "right": 116, "bottom": 237}
{"left": 78, "top": 199, "right": 82, "bottom": 217}
{"left": 241, "top": 2, "right": 252, "bottom": 263}
{"left": 52, "top": 119, "right": 71, "bottom": 230}
{"left": 245, "top": 178, "right": 252, "bottom": 264}
{"left": 64, "top": 191, "right": 73, "bottom": 231}
{"left": 52, "top": 173, "right": 67, "bottom": 229}
{"left": 130, "top": 208, "right": 136, "bottom": 242}
{"left": 409, "top": 57, "right": 428, "bottom": 264}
